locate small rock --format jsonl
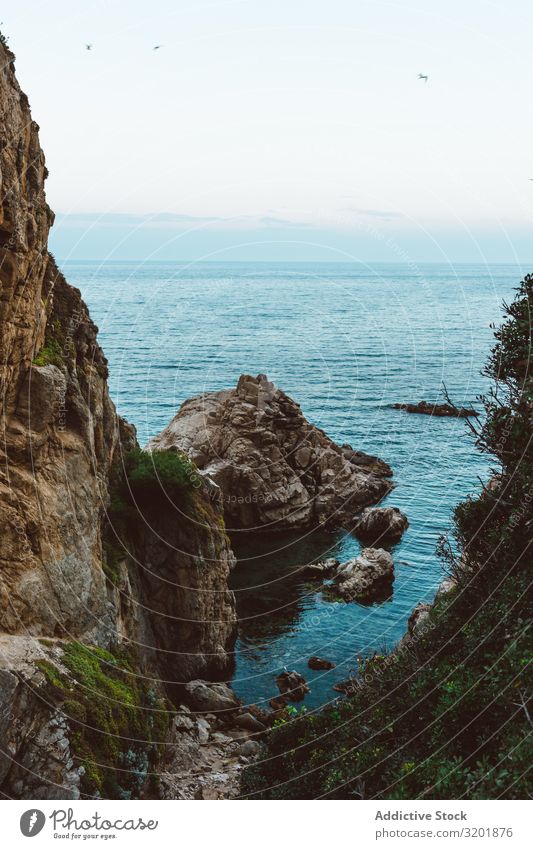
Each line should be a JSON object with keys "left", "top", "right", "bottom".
{"left": 211, "top": 731, "right": 234, "bottom": 745}
{"left": 269, "top": 696, "right": 288, "bottom": 711}
{"left": 238, "top": 739, "right": 261, "bottom": 758}
{"left": 276, "top": 670, "right": 310, "bottom": 702}
{"left": 308, "top": 656, "right": 336, "bottom": 671}
{"left": 234, "top": 712, "right": 267, "bottom": 733}
{"left": 174, "top": 712, "right": 195, "bottom": 733}
{"left": 407, "top": 602, "right": 432, "bottom": 635}
{"left": 196, "top": 717, "right": 211, "bottom": 744}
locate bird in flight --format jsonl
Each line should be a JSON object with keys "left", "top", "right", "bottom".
{"left": 418, "top": 73, "right": 428, "bottom": 82}
{"left": 85, "top": 43, "right": 93, "bottom": 51}
{"left": 153, "top": 45, "right": 162, "bottom": 50}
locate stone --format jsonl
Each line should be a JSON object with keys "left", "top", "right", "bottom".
{"left": 234, "top": 712, "right": 267, "bottom": 733}
{"left": 147, "top": 374, "right": 393, "bottom": 532}
{"left": 276, "top": 670, "right": 310, "bottom": 702}
{"left": 333, "top": 548, "right": 394, "bottom": 603}
{"left": 354, "top": 506, "right": 409, "bottom": 544}
{"left": 184, "top": 680, "right": 240, "bottom": 714}
{"left": 308, "top": 656, "right": 336, "bottom": 671}
{"left": 238, "top": 739, "right": 262, "bottom": 758}
{"left": 407, "top": 603, "right": 432, "bottom": 635}
{"left": 269, "top": 696, "right": 289, "bottom": 711}
{"left": 196, "top": 717, "right": 211, "bottom": 745}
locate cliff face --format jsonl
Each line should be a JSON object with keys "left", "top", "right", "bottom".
{"left": 0, "top": 41, "right": 236, "bottom": 798}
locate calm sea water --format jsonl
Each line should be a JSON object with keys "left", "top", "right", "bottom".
{"left": 63, "top": 260, "right": 521, "bottom": 710}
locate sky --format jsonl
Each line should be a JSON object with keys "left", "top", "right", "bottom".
{"left": 3, "top": 0, "right": 533, "bottom": 262}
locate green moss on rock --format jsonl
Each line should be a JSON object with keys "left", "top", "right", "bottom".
{"left": 38, "top": 642, "right": 171, "bottom": 798}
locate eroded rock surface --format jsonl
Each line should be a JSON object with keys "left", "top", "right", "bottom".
{"left": 0, "top": 40, "right": 237, "bottom": 798}
{"left": 148, "top": 373, "right": 393, "bottom": 531}
{"left": 332, "top": 548, "right": 394, "bottom": 603}
{"left": 354, "top": 506, "right": 409, "bottom": 544}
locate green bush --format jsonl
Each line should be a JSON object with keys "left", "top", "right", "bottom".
{"left": 33, "top": 319, "right": 64, "bottom": 367}
{"left": 126, "top": 448, "right": 197, "bottom": 501}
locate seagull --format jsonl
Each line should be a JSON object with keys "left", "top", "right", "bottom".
{"left": 153, "top": 45, "right": 162, "bottom": 50}
{"left": 85, "top": 43, "right": 93, "bottom": 51}
{"left": 418, "top": 73, "right": 428, "bottom": 82}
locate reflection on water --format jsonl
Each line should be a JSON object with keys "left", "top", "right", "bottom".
{"left": 229, "top": 525, "right": 413, "bottom": 710}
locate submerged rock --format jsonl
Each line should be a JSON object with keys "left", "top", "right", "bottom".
{"left": 392, "top": 401, "right": 478, "bottom": 418}
{"left": 276, "top": 670, "right": 310, "bottom": 702}
{"left": 308, "top": 656, "right": 336, "bottom": 671}
{"left": 354, "top": 506, "right": 409, "bottom": 544}
{"left": 147, "top": 374, "right": 393, "bottom": 531}
{"left": 333, "top": 548, "right": 394, "bottom": 602}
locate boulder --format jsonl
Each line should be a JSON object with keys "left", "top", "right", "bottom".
{"left": 147, "top": 374, "right": 393, "bottom": 531}
{"left": 234, "top": 712, "right": 267, "bottom": 733}
{"left": 354, "top": 506, "right": 409, "bottom": 544}
{"left": 308, "top": 656, "right": 336, "bottom": 671}
{"left": 183, "top": 680, "right": 240, "bottom": 714}
{"left": 238, "top": 739, "right": 262, "bottom": 758}
{"left": 276, "top": 670, "right": 310, "bottom": 702}
{"left": 333, "top": 548, "right": 394, "bottom": 603}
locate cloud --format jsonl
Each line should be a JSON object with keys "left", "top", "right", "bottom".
{"left": 348, "top": 208, "right": 404, "bottom": 220}
{"left": 55, "top": 211, "right": 315, "bottom": 231}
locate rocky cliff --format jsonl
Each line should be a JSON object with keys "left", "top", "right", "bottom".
{"left": 0, "top": 40, "right": 236, "bottom": 798}
{"left": 148, "top": 373, "right": 393, "bottom": 531}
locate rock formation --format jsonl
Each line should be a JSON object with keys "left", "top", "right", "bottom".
{"left": 0, "top": 40, "right": 236, "bottom": 798}
{"left": 148, "top": 373, "right": 393, "bottom": 531}
{"left": 276, "top": 670, "right": 310, "bottom": 702}
{"left": 392, "top": 401, "right": 478, "bottom": 418}
{"left": 354, "top": 506, "right": 409, "bottom": 544}
{"left": 332, "top": 548, "right": 394, "bottom": 603}
{"left": 308, "top": 656, "right": 336, "bottom": 670}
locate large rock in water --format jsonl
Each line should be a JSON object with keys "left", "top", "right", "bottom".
{"left": 148, "top": 374, "right": 393, "bottom": 531}
{"left": 332, "top": 548, "right": 394, "bottom": 602}
{"left": 354, "top": 506, "right": 409, "bottom": 544}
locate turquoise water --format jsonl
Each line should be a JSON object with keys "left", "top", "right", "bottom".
{"left": 63, "top": 260, "right": 521, "bottom": 710}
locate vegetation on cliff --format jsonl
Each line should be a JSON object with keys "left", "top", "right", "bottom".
{"left": 38, "top": 642, "right": 170, "bottom": 799}
{"left": 242, "top": 275, "right": 533, "bottom": 800}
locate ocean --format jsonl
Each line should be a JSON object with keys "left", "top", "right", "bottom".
{"left": 63, "top": 260, "right": 522, "bottom": 710}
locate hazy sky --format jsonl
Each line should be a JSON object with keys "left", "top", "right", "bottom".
{"left": 4, "top": 1, "right": 533, "bottom": 261}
